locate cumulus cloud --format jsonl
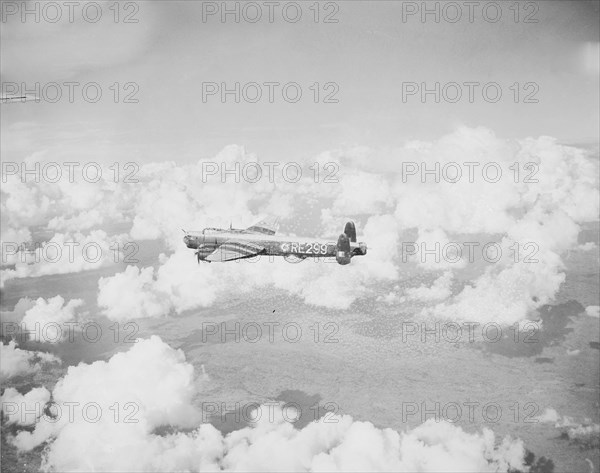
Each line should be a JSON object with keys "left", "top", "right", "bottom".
{"left": 9, "top": 336, "right": 529, "bottom": 472}
{"left": 0, "top": 341, "right": 60, "bottom": 380}
{"left": 535, "top": 408, "right": 600, "bottom": 450}
{"left": 536, "top": 408, "right": 561, "bottom": 424}
{"left": 405, "top": 271, "right": 454, "bottom": 302}
{"left": 388, "top": 131, "right": 599, "bottom": 325}
{"left": 1, "top": 387, "right": 51, "bottom": 426}
{"left": 413, "top": 229, "right": 467, "bottom": 271}
{"left": 3, "top": 128, "right": 599, "bottom": 325}
{"left": 97, "top": 265, "right": 172, "bottom": 321}
{"left": 577, "top": 241, "right": 597, "bottom": 251}
{"left": 0, "top": 297, "right": 37, "bottom": 324}
{"left": 1, "top": 162, "right": 131, "bottom": 237}
{"left": 585, "top": 306, "right": 600, "bottom": 318}
{"left": 47, "top": 209, "right": 105, "bottom": 232}
{"left": 566, "top": 424, "right": 600, "bottom": 449}
{"left": 94, "top": 128, "right": 599, "bottom": 326}
{"left": 19, "top": 296, "right": 85, "bottom": 343}
{"left": 1, "top": 230, "right": 131, "bottom": 286}
{"left": 98, "top": 211, "right": 404, "bottom": 319}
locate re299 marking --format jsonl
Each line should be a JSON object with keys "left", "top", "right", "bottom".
{"left": 281, "top": 242, "right": 330, "bottom": 254}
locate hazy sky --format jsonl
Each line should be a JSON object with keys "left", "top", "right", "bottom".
{"left": 1, "top": 0, "right": 599, "bottom": 164}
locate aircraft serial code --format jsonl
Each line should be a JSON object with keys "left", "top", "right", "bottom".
{"left": 280, "top": 242, "right": 331, "bottom": 254}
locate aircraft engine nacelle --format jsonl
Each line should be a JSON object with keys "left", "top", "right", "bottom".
{"left": 336, "top": 233, "right": 352, "bottom": 265}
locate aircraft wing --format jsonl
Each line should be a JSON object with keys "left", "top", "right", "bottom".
{"left": 1, "top": 95, "right": 39, "bottom": 104}
{"left": 246, "top": 217, "right": 279, "bottom": 235}
{"left": 205, "top": 240, "right": 265, "bottom": 262}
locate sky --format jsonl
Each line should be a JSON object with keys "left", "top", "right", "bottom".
{"left": 1, "top": 0, "right": 599, "bottom": 165}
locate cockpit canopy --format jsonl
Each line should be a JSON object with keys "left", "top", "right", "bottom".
{"left": 202, "top": 228, "right": 222, "bottom": 234}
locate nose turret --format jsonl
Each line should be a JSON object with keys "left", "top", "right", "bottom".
{"left": 184, "top": 233, "right": 205, "bottom": 249}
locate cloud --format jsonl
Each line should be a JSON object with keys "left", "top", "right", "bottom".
{"left": 1, "top": 387, "right": 51, "bottom": 426}
{"left": 9, "top": 336, "right": 529, "bottom": 472}
{"left": 536, "top": 408, "right": 561, "bottom": 424}
{"left": 585, "top": 306, "right": 600, "bottom": 318}
{"left": 20, "top": 296, "right": 85, "bottom": 343}
{"left": 566, "top": 424, "right": 600, "bottom": 449}
{"left": 97, "top": 265, "right": 172, "bottom": 321}
{"left": 577, "top": 241, "right": 597, "bottom": 251}
{"left": 3, "top": 128, "right": 599, "bottom": 325}
{"left": 98, "top": 211, "right": 404, "bottom": 319}
{"left": 1, "top": 230, "right": 131, "bottom": 285}
{"left": 420, "top": 203, "right": 588, "bottom": 325}
{"left": 0, "top": 341, "right": 60, "bottom": 380}
{"left": 97, "top": 236, "right": 396, "bottom": 320}
{"left": 535, "top": 408, "right": 600, "bottom": 450}
{"left": 405, "top": 271, "right": 453, "bottom": 302}
{"left": 47, "top": 209, "right": 105, "bottom": 232}
{"left": 413, "top": 229, "right": 467, "bottom": 271}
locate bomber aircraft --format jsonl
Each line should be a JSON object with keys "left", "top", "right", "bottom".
{"left": 183, "top": 217, "right": 367, "bottom": 265}
{"left": 0, "top": 95, "right": 39, "bottom": 104}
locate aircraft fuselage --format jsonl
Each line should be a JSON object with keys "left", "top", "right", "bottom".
{"left": 184, "top": 230, "right": 341, "bottom": 259}
{"left": 183, "top": 221, "right": 367, "bottom": 264}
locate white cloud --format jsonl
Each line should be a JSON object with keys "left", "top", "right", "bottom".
{"left": 413, "top": 229, "right": 467, "bottom": 271}
{"left": 536, "top": 408, "right": 560, "bottom": 424}
{"left": 405, "top": 271, "right": 453, "bottom": 302}
{"left": 577, "top": 241, "right": 597, "bottom": 251}
{"left": 9, "top": 336, "right": 528, "bottom": 473}
{"left": 47, "top": 209, "right": 105, "bottom": 232}
{"left": 0, "top": 341, "right": 60, "bottom": 380}
{"left": 535, "top": 408, "right": 600, "bottom": 449}
{"left": 1, "top": 387, "right": 51, "bottom": 426}
{"left": 97, "top": 265, "right": 172, "bottom": 321}
{"left": 21, "top": 296, "right": 84, "bottom": 343}
{"left": 585, "top": 306, "right": 599, "bottom": 318}
{"left": 1, "top": 230, "right": 131, "bottom": 285}
{"left": 3, "top": 128, "right": 599, "bottom": 326}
